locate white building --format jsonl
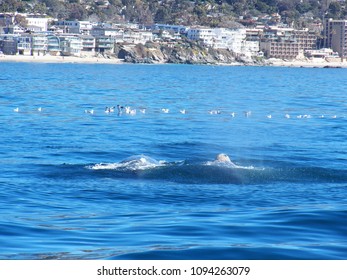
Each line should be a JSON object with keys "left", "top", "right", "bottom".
{"left": 187, "top": 27, "right": 215, "bottom": 46}
{"left": 243, "top": 40, "right": 260, "bottom": 57}
{"left": 56, "top": 20, "right": 93, "bottom": 35}
{"left": 150, "top": 24, "right": 188, "bottom": 34}
{"left": 26, "top": 17, "right": 51, "bottom": 32}
{"left": 187, "top": 27, "right": 255, "bottom": 55}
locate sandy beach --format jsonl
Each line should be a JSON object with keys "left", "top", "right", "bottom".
{"left": 0, "top": 54, "right": 124, "bottom": 64}
{"left": 1, "top": 54, "right": 347, "bottom": 68}
{"left": 267, "top": 57, "right": 347, "bottom": 68}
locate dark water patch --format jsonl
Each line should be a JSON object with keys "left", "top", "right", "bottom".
{"left": 109, "top": 245, "right": 345, "bottom": 260}
{"left": 38, "top": 159, "right": 347, "bottom": 185}
{"left": 84, "top": 163, "right": 347, "bottom": 185}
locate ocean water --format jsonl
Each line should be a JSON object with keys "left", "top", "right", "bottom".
{"left": 0, "top": 62, "right": 346, "bottom": 260}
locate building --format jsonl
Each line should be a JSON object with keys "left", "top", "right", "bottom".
{"left": 293, "top": 29, "right": 317, "bottom": 51}
{"left": 324, "top": 19, "right": 347, "bottom": 58}
{"left": 79, "top": 35, "right": 96, "bottom": 55}
{"left": 187, "top": 27, "right": 248, "bottom": 54}
{"left": 305, "top": 48, "right": 338, "bottom": 59}
{"left": 2, "top": 25, "right": 25, "bottom": 34}
{"left": 59, "top": 35, "right": 82, "bottom": 56}
{"left": 56, "top": 20, "right": 93, "bottom": 35}
{"left": 260, "top": 26, "right": 317, "bottom": 59}
{"left": 31, "top": 34, "right": 48, "bottom": 55}
{"left": 149, "top": 24, "right": 188, "bottom": 34}
{"left": 260, "top": 41, "right": 301, "bottom": 59}
{"left": 187, "top": 27, "right": 215, "bottom": 46}
{"left": 95, "top": 36, "right": 115, "bottom": 53}
{"left": 91, "top": 26, "right": 121, "bottom": 37}
{"left": 0, "top": 35, "right": 17, "bottom": 55}
{"left": 26, "top": 16, "right": 51, "bottom": 32}
{"left": 17, "top": 35, "right": 32, "bottom": 55}
{"left": 243, "top": 40, "right": 260, "bottom": 57}
{"left": 47, "top": 35, "right": 61, "bottom": 55}
{"left": 122, "top": 30, "right": 153, "bottom": 44}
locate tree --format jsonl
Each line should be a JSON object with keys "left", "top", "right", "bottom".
{"left": 0, "top": 0, "right": 23, "bottom": 12}
{"left": 154, "top": 6, "right": 170, "bottom": 23}
{"left": 14, "top": 14, "right": 28, "bottom": 28}
{"left": 327, "top": 2, "right": 342, "bottom": 19}
{"left": 67, "top": 3, "right": 87, "bottom": 20}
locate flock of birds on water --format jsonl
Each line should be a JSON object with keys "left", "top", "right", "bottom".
{"left": 11, "top": 104, "right": 341, "bottom": 120}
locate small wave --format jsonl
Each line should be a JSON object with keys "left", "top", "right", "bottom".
{"left": 204, "top": 160, "right": 261, "bottom": 170}
{"left": 87, "top": 155, "right": 165, "bottom": 171}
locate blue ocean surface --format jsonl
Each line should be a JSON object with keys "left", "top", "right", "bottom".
{"left": 0, "top": 62, "right": 346, "bottom": 260}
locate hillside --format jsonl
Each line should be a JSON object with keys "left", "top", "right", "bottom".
{"left": 1, "top": 0, "right": 347, "bottom": 27}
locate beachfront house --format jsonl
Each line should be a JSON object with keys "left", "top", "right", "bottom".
{"left": 31, "top": 34, "right": 48, "bottom": 56}
{"left": 47, "top": 35, "right": 61, "bottom": 56}
{"left": 305, "top": 48, "right": 339, "bottom": 59}
{"left": 59, "top": 35, "right": 83, "bottom": 57}
{"left": 0, "top": 35, "right": 17, "bottom": 55}
{"left": 79, "top": 35, "right": 96, "bottom": 56}
{"left": 17, "top": 35, "right": 32, "bottom": 55}
{"left": 95, "top": 36, "right": 115, "bottom": 53}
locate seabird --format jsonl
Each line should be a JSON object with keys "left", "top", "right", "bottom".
{"left": 244, "top": 111, "right": 251, "bottom": 117}
{"left": 85, "top": 109, "right": 94, "bottom": 114}
{"left": 209, "top": 110, "right": 221, "bottom": 115}
{"left": 117, "top": 105, "right": 124, "bottom": 115}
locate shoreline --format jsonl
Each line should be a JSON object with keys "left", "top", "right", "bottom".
{"left": 0, "top": 54, "right": 124, "bottom": 64}
{"left": 1, "top": 54, "right": 347, "bottom": 68}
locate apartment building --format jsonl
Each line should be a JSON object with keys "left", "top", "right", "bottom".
{"left": 324, "top": 19, "right": 347, "bottom": 58}
{"left": 187, "top": 27, "right": 215, "bottom": 46}
{"left": 260, "top": 41, "right": 301, "bottom": 59}
{"left": 188, "top": 28, "right": 242, "bottom": 49}
{"left": 260, "top": 26, "right": 317, "bottom": 59}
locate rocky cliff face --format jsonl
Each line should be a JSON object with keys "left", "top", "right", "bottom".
{"left": 114, "top": 41, "right": 259, "bottom": 65}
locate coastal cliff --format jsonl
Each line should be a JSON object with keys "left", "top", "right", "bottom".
{"left": 114, "top": 42, "right": 262, "bottom": 65}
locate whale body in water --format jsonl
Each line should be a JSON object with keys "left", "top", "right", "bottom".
{"left": 212, "top": 153, "right": 237, "bottom": 167}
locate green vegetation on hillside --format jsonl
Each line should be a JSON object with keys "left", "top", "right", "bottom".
{"left": 1, "top": 0, "right": 347, "bottom": 27}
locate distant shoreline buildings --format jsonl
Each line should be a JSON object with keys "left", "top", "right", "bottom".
{"left": 0, "top": 12, "right": 344, "bottom": 61}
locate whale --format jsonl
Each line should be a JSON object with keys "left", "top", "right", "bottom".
{"left": 213, "top": 153, "right": 237, "bottom": 167}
